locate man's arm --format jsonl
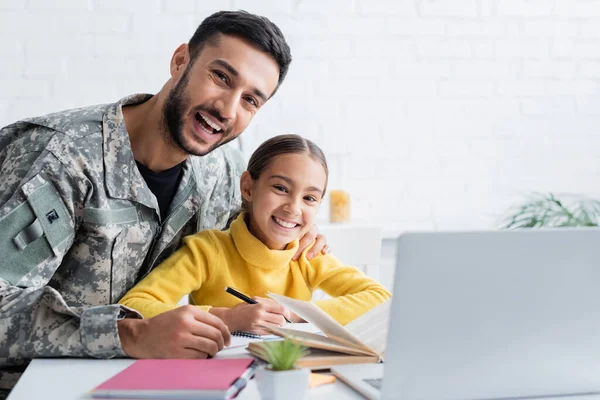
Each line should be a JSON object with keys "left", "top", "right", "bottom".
{"left": 0, "top": 129, "right": 136, "bottom": 363}
{"left": 0, "top": 124, "right": 230, "bottom": 365}
{"left": 0, "top": 280, "right": 138, "bottom": 361}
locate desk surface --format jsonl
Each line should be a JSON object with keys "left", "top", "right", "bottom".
{"left": 10, "top": 356, "right": 600, "bottom": 400}
{"left": 7, "top": 345, "right": 363, "bottom": 400}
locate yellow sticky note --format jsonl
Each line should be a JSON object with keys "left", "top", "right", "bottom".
{"left": 309, "top": 373, "right": 336, "bottom": 388}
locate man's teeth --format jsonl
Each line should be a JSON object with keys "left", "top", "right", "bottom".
{"left": 200, "top": 113, "right": 221, "bottom": 132}
{"left": 274, "top": 217, "right": 297, "bottom": 229}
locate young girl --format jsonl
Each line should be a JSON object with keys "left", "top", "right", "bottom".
{"left": 120, "top": 134, "right": 391, "bottom": 334}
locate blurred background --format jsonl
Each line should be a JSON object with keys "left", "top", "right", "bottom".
{"left": 2, "top": 0, "right": 600, "bottom": 283}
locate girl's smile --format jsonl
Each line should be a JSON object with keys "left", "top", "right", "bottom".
{"left": 272, "top": 215, "right": 301, "bottom": 230}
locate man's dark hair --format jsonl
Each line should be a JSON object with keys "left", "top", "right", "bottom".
{"left": 188, "top": 10, "right": 292, "bottom": 96}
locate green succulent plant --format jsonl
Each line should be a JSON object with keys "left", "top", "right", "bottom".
{"left": 253, "top": 338, "right": 310, "bottom": 371}
{"left": 501, "top": 192, "right": 600, "bottom": 229}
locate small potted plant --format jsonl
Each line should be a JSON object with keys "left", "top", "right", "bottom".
{"left": 253, "top": 338, "right": 310, "bottom": 400}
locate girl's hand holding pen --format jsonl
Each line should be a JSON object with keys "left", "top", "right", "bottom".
{"left": 252, "top": 296, "right": 305, "bottom": 325}
{"left": 209, "top": 297, "right": 292, "bottom": 335}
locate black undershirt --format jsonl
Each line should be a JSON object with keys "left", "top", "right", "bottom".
{"left": 135, "top": 161, "right": 184, "bottom": 219}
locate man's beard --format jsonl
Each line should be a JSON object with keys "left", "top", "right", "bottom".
{"left": 162, "top": 67, "right": 234, "bottom": 157}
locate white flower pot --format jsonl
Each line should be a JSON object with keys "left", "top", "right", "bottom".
{"left": 255, "top": 365, "right": 310, "bottom": 400}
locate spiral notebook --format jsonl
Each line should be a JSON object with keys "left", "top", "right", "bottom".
{"left": 232, "top": 330, "right": 262, "bottom": 339}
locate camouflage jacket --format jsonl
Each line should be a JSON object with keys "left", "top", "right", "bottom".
{"left": 0, "top": 94, "right": 244, "bottom": 389}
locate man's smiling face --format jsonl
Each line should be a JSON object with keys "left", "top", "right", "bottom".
{"left": 163, "top": 34, "right": 280, "bottom": 156}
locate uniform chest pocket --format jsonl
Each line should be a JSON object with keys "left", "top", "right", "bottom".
{"left": 81, "top": 206, "right": 140, "bottom": 245}
{"left": 81, "top": 206, "right": 153, "bottom": 302}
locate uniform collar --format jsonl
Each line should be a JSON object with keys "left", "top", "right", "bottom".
{"left": 102, "top": 94, "right": 194, "bottom": 217}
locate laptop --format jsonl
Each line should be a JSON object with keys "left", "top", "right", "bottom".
{"left": 333, "top": 228, "right": 600, "bottom": 400}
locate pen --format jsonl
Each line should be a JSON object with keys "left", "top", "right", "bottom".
{"left": 225, "top": 360, "right": 259, "bottom": 399}
{"left": 224, "top": 286, "right": 292, "bottom": 323}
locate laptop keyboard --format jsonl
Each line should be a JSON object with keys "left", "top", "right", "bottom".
{"left": 364, "top": 378, "right": 383, "bottom": 390}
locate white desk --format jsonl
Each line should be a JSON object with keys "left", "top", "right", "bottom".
{"left": 7, "top": 345, "right": 363, "bottom": 400}
{"left": 9, "top": 354, "right": 600, "bottom": 400}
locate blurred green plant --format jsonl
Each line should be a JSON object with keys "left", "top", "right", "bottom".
{"left": 502, "top": 192, "right": 600, "bottom": 229}
{"left": 253, "top": 338, "right": 309, "bottom": 371}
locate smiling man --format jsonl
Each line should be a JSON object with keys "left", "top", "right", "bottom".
{"left": 0, "top": 10, "right": 328, "bottom": 396}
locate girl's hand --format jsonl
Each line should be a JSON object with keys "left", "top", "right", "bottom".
{"left": 210, "top": 297, "right": 292, "bottom": 335}
{"left": 293, "top": 224, "right": 330, "bottom": 261}
{"left": 289, "top": 311, "right": 305, "bottom": 323}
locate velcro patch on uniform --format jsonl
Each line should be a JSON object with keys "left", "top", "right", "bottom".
{"left": 83, "top": 207, "right": 138, "bottom": 225}
{"left": 13, "top": 218, "right": 44, "bottom": 250}
{"left": 22, "top": 176, "right": 74, "bottom": 256}
{"left": 167, "top": 204, "right": 193, "bottom": 235}
{"left": 0, "top": 202, "right": 53, "bottom": 285}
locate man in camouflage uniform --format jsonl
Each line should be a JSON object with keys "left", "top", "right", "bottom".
{"left": 0, "top": 11, "right": 327, "bottom": 396}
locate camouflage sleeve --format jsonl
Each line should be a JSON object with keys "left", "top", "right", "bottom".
{"left": 0, "top": 124, "right": 135, "bottom": 365}
{"left": 219, "top": 143, "right": 246, "bottom": 230}
{"left": 193, "top": 143, "right": 246, "bottom": 232}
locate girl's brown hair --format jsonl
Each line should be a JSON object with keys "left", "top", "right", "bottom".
{"left": 243, "top": 134, "right": 328, "bottom": 209}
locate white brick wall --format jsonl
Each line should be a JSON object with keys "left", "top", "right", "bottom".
{"left": 1, "top": 0, "right": 600, "bottom": 238}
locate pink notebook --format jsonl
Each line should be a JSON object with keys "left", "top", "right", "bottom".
{"left": 91, "top": 358, "right": 255, "bottom": 399}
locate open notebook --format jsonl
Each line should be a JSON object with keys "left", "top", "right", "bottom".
{"left": 246, "top": 293, "right": 391, "bottom": 369}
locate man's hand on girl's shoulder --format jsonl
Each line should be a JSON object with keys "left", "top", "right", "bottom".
{"left": 293, "top": 224, "right": 330, "bottom": 261}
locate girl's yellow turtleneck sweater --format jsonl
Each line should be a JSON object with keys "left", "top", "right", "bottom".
{"left": 119, "top": 213, "right": 391, "bottom": 325}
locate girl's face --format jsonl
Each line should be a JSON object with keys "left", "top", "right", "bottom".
{"left": 241, "top": 152, "right": 327, "bottom": 250}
